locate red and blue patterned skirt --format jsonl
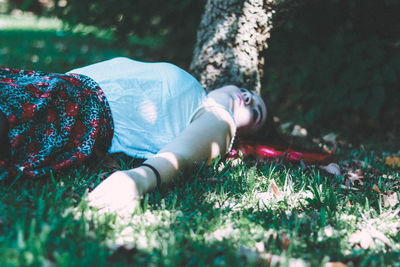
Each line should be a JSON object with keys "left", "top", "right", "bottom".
{"left": 0, "top": 68, "right": 114, "bottom": 179}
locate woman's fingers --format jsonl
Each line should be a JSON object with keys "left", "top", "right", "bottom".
{"left": 88, "top": 171, "right": 141, "bottom": 214}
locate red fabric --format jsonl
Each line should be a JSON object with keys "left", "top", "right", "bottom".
{"left": 228, "top": 141, "right": 335, "bottom": 163}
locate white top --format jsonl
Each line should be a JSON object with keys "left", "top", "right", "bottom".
{"left": 68, "top": 57, "right": 236, "bottom": 158}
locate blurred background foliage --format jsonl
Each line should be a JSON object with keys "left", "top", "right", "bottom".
{"left": 263, "top": 0, "right": 400, "bottom": 138}
{"left": 3, "top": 0, "right": 205, "bottom": 67}
{"left": 1, "top": 0, "right": 399, "bottom": 138}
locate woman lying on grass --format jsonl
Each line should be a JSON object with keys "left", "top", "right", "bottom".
{"left": 0, "top": 57, "right": 269, "bottom": 214}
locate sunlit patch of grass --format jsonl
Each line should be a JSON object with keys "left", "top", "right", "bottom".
{"left": 0, "top": 13, "right": 63, "bottom": 31}
{"left": 0, "top": 13, "right": 165, "bottom": 72}
{"left": 1, "top": 148, "right": 399, "bottom": 266}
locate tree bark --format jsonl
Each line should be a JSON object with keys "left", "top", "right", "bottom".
{"left": 190, "top": 0, "right": 275, "bottom": 93}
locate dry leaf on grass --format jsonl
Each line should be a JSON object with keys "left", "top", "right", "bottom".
{"left": 346, "top": 169, "right": 364, "bottom": 186}
{"left": 385, "top": 156, "right": 400, "bottom": 168}
{"left": 372, "top": 185, "right": 399, "bottom": 208}
{"left": 321, "top": 163, "right": 341, "bottom": 176}
{"left": 369, "top": 227, "right": 392, "bottom": 247}
{"left": 269, "top": 179, "right": 282, "bottom": 196}
{"left": 349, "top": 226, "right": 392, "bottom": 249}
{"left": 281, "top": 232, "right": 291, "bottom": 250}
{"left": 322, "top": 132, "right": 337, "bottom": 143}
{"left": 256, "top": 180, "right": 283, "bottom": 206}
{"left": 372, "top": 184, "right": 381, "bottom": 194}
{"left": 383, "top": 190, "right": 399, "bottom": 208}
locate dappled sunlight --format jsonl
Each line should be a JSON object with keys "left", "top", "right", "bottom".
{"left": 138, "top": 99, "right": 158, "bottom": 124}
{"left": 73, "top": 196, "right": 177, "bottom": 251}
{"left": 0, "top": 14, "right": 133, "bottom": 72}
{"left": 254, "top": 174, "right": 310, "bottom": 212}
{"left": 108, "top": 209, "right": 176, "bottom": 251}
{"left": 204, "top": 222, "right": 239, "bottom": 242}
{"left": 152, "top": 152, "right": 180, "bottom": 171}
{"left": 1, "top": 2, "right": 398, "bottom": 265}
{"left": 0, "top": 13, "right": 62, "bottom": 31}
{"left": 346, "top": 209, "right": 400, "bottom": 251}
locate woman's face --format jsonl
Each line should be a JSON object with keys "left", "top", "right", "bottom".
{"left": 208, "top": 85, "right": 267, "bottom": 136}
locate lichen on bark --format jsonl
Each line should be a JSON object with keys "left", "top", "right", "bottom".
{"left": 190, "top": 0, "right": 275, "bottom": 93}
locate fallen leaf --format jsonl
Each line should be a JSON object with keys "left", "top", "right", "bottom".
{"left": 325, "top": 262, "right": 347, "bottom": 267}
{"left": 372, "top": 184, "right": 381, "bottom": 194}
{"left": 321, "top": 163, "right": 341, "bottom": 176}
{"left": 385, "top": 156, "right": 400, "bottom": 168}
{"left": 346, "top": 169, "right": 364, "bottom": 186}
{"left": 349, "top": 229, "right": 374, "bottom": 249}
{"left": 349, "top": 226, "right": 392, "bottom": 249}
{"left": 256, "top": 181, "right": 282, "bottom": 206}
{"left": 269, "top": 179, "right": 282, "bottom": 196}
{"left": 369, "top": 227, "right": 392, "bottom": 247}
{"left": 346, "top": 200, "right": 354, "bottom": 207}
{"left": 322, "top": 132, "right": 337, "bottom": 143}
{"left": 291, "top": 125, "right": 308, "bottom": 136}
{"left": 383, "top": 190, "right": 399, "bottom": 208}
{"left": 281, "top": 233, "right": 290, "bottom": 250}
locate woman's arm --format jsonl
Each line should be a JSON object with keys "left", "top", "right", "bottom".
{"left": 88, "top": 107, "right": 235, "bottom": 214}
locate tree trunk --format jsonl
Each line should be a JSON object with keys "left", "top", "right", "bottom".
{"left": 190, "top": 0, "right": 275, "bottom": 93}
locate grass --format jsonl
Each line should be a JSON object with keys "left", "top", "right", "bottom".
{"left": 0, "top": 13, "right": 399, "bottom": 267}
{"left": 0, "top": 13, "right": 165, "bottom": 73}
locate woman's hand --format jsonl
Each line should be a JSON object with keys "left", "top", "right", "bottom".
{"left": 88, "top": 170, "right": 143, "bottom": 216}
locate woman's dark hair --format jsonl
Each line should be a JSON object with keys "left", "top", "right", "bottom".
{"left": 245, "top": 97, "right": 288, "bottom": 147}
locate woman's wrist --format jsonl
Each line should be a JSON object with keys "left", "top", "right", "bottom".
{"left": 124, "top": 167, "right": 158, "bottom": 195}
{"left": 141, "top": 163, "right": 161, "bottom": 189}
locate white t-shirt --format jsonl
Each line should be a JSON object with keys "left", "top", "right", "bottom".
{"left": 69, "top": 57, "right": 207, "bottom": 158}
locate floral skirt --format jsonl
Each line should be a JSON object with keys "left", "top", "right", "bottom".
{"left": 0, "top": 68, "right": 114, "bottom": 179}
